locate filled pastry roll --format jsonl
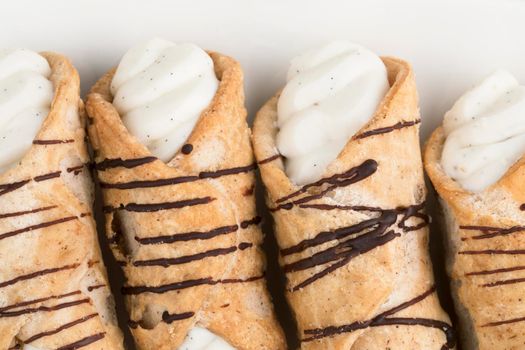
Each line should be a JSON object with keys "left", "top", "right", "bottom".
{"left": 252, "top": 41, "right": 455, "bottom": 349}
{"left": 0, "top": 49, "right": 123, "bottom": 349}
{"left": 86, "top": 38, "right": 285, "bottom": 350}
{"left": 425, "top": 70, "right": 525, "bottom": 349}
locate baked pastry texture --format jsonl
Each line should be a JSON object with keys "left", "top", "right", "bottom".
{"left": 253, "top": 57, "right": 455, "bottom": 349}
{"left": 0, "top": 52, "right": 123, "bottom": 349}
{"left": 86, "top": 51, "right": 286, "bottom": 350}
{"left": 425, "top": 126, "right": 525, "bottom": 349}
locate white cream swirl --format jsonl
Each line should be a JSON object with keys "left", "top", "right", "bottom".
{"left": 276, "top": 41, "right": 389, "bottom": 185}
{"left": 111, "top": 38, "right": 219, "bottom": 162}
{"left": 0, "top": 49, "right": 53, "bottom": 174}
{"left": 179, "top": 327, "right": 236, "bottom": 350}
{"left": 441, "top": 70, "right": 525, "bottom": 192}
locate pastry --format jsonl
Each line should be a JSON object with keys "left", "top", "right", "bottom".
{"left": 0, "top": 49, "right": 123, "bottom": 349}
{"left": 86, "top": 38, "right": 286, "bottom": 350}
{"left": 425, "top": 70, "right": 525, "bottom": 349}
{"left": 253, "top": 41, "right": 455, "bottom": 349}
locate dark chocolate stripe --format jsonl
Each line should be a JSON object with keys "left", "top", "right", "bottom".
{"left": 34, "top": 171, "right": 61, "bottom": 182}
{"left": 302, "top": 286, "right": 455, "bottom": 349}
{"left": 67, "top": 165, "right": 85, "bottom": 175}
{"left": 281, "top": 204, "right": 427, "bottom": 291}
{"left": 460, "top": 225, "right": 525, "bottom": 240}
{"left": 162, "top": 311, "right": 195, "bottom": 324}
{"left": 0, "top": 168, "right": 73, "bottom": 197}
{"left": 0, "top": 298, "right": 90, "bottom": 317}
{"left": 459, "top": 249, "right": 525, "bottom": 255}
{"left": 95, "top": 156, "right": 157, "bottom": 171}
{"left": 0, "top": 264, "right": 79, "bottom": 289}
{"left": 23, "top": 313, "right": 98, "bottom": 343}
{"left": 290, "top": 231, "right": 400, "bottom": 291}
{"left": 298, "top": 204, "right": 383, "bottom": 212}
{"left": 56, "top": 332, "right": 105, "bottom": 350}
{"left": 135, "top": 224, "right": 238, "bottom": 245}
{"left": 466, "top": 265, "right": 525, "bottom": 276}
{"left": 258, "top": 154, "right": 280, "bottom": 165}
{"left": 33, "top": 139, "right": 74, "bottom": 145}
{"left": 134, "top": 216, "right": 260, "bottom": 245}
{"left": 129, "top": 311, "right": 195, "bottom": 329}
{"left": 87, "top": 284, "right": 105, "bottom": 292}
{"left": 354, "top": 119, "right": 421, "bottom": 140}
{"left": 122, "top": 275, "right": 263, "bottom": 295}
{"left": 105, "top": 197, "right": 214, "bottom": 213}
{"left": 132, "top": 244, "right": 252, "bottom": 268}
{"left": 483, "top": 316, "right": 525, "bottom": 327}
{"left": 281, "top": 211, "right": 398, "bottom": 256}
{"left": 100, "top": 164, "right": 256, "bottom": 190}
{"left": 272, "top": 159, "right": 377, "bottom": 210}
{"left": 0, "top": 180, "right": 30, "bottom": 197}
{"left": 0, "top": 291, "right": 81, "bottom": 312}
{"left": 0, "top": 216, "right": 78, "bottom": 241}
{"left": 0, "top": 205, "right": 57, "bottom": 219}
{"left": 240, "top": 216, "right": 262, "bottom": 228}
{"left": 482, "top": 277, "right": 525, "bottom": 288}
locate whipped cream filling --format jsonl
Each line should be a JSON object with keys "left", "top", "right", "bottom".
{"left": 0, "top": 49, "right": 53, "bottom": 174}
{"left": 179, "top": 327, "right": 235, "bottom": 350}
{"left": 276, "top": 41, "right": 389, "bottom": 185}
{"left": 441, "top": 70, "right": 525, "bottom": 192}
{"left": 111, "top": 38, "right": 219, "bottom": 162}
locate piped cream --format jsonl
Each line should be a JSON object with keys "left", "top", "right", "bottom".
{"left": 441, "top": 70, "right": 525, "bottom": 192}
{"left": 276, "top": 41, "right": 389, "bottom": 185}
{"left": 0, "top": 49, "right": 53, "bottom": 174}
{"left": 111, "top": 38, "right": 219, "bottom": 162}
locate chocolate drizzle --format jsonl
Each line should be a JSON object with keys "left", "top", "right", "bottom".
{"left": 354, "top": 119, "right": 421, "bottom": 139}
{"left": 0, "top": 298, "right": 90, "bottom": 318}
{"left": 99, "top": 163, "right": 256, "bottom": 189}
{"left": 0, "top": 180, "right": 30, "bottom": 197}
{"left": 481, "top": 277, "right": 525, "bottom": 288}
{"left": 132, "top": 243, "right": 253, "bottom": 268}
{"left": 466, "top": 265, "right": 525, "bottom": 276}
{"left": 22, "top": 313, "right": 98, "bottom": 344}
{"left": 162, "top": 310, "right": 195, "bottom": 324}
{"left": 483, "top": 316, "right": 525, "bottom": 327}
{"left": 0, "top": 291, "right": 81, "bottom": 312}
{"left": 104, "top": 197, "right": 214, "bottom": 213}
{"left": 460, "top": 225, "right": 525, "bottom": 240}
{"left": 122, "top": 275, "right": 263, "bottom": 295}
{"left": 302, "top": 286, "right": 455, "bottom": 349}
{"left": 55, "top": 332, "right": 105, "bottom": 350}
{"left": 133, "top": 216, "right": 261, "bottom": 245}
{"left": 33, "top": 139, "right": 74, "bottom": 145}
{"left": 0, "top": 165, "right": 84, "bottom": 197}
{"left": 459, "top": 249, "right": 525, "bottom": 255}
{"left": 0, "top": 205, "right": 57, "bottom": 219}
{"left": 258, "top": 154, "right": 280, "bottom": 165}
{"left": 0, "top": 264, "right": 79, "bottom": 289}
{"left": 281, "top": 204, "right": 428, "bottom": 291}
{"left": 95, "top": 156, "right": 157, "bottom": 171}
{"left": 0, "top": 216, "right": 78, "bottom": 241}
{"left": 271, "top": 159, "right": 377, "bottom": 211}
{"left": 181, "top": 144, "right": 193, "bottom": 155}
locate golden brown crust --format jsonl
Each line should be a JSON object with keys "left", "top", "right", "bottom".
{"left": 253, "top": 57, "right": 454, "bottom": 349}
{"left": 86, "top": 52, "right": 285, "bottom": 350}
{"left": 425, "top": 127, "right": 525, "bottom": 349}
{"left": 0, "top": 52, "right": 123, "bottom": 349}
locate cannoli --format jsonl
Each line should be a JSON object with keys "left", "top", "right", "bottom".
{"left": 425, "top": 70, "right": 525, "bottom": 349}
{"left": 86, "top": 38, "right": 286, "bottom": 350}
{"left": 253, "top": 41, "right": 455, "bottom": 349}
{"left": 0, "top": 49, "right": 123, "bottom": 349}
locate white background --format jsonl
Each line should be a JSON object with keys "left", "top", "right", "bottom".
{"left": 2, "top": 0, "right": 525, "bottom": 139}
